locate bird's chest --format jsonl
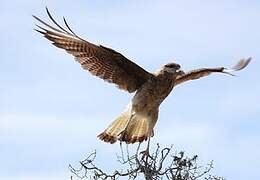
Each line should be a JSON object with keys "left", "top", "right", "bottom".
{"left": 132, "top": 76, "right": 174, "bottom": 113}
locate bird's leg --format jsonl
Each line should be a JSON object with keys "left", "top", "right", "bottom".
{"left": 118, "top": 141, "right": 126, "bottom": 162}
{"left": 136, "top": 142, "right": 141, "bottom": 155}
{"left": 140, "top": 135, "right": 151, "bottom": 158}
{"left": 139, "top": 136, "right": 153, "bottom": 166}
{"left": 144, "top": 136, "right": 151, "bottom": 155}
{"left": 146, "top": 136, "right": 151, "bottom": 152}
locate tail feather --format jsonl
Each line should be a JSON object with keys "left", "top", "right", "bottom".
{"left": 98, "top": 113, "right": 153, "bottom": 144}
{"left": 120, "top": 115, "right": 151, "bottom": 144}
{"left": 98, "top": 110, "right": 130, "bottom": 144}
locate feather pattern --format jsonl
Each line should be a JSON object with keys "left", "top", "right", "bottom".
{"left": 33, "top": 7, "right": 153, "bottom": 93}
{"left": 175, "top": 58, "right": 251, "bottom": 85}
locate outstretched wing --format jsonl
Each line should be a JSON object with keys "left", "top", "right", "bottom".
{"left": 33, "top": 8, "right": 153, "bottom": 93}
{"left": 175, "top": 58, "right": 251, "bottom": 86}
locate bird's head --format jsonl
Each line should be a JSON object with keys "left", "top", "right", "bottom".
{"left": 162, "top": 62, "right": 181, "bottom": 74}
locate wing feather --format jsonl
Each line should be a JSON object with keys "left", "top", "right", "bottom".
{"left": 33, "top": 8, "right": 153, "bottom": 93}
{"left": 175, "top": 58, "right": 251, "bottom": 85}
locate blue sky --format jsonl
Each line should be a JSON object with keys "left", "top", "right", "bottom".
{"left": 1, "top": 0, "right": 259, "bottom": 179}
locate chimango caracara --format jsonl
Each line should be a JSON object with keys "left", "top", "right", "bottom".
{"left": 34, "top": 8, "right": 251, "bottom": 144}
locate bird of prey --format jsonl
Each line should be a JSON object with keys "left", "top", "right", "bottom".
{"left": 33, "top": 8, "right": 251, "bottom": 144}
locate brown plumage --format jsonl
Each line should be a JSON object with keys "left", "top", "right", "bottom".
{"left": 175, "top": 59, "right": 251, "bottom": 86}
{"left": 34, "top": 8, "right": 251, "bottom": 144}
{"left": 33, "top": 8, "right": 152, "bottom": 93}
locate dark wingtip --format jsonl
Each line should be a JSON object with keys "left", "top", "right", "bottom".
{"left": 32, "top": 15, "right": 42, "bottom": 22}
{"left": 245, "top": 57, "right": 252, "bottom": 67}
{"left": 45, "top": 6, "right": 49, "bottom": 13}
{"left": 232, "top": 57, "right": 252, "bottom": 71}
{"left": 33, "top": 28, "right": 45, "bottom": 34}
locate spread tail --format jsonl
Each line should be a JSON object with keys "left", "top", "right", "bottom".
{"left": 98, "top": 109, "right": 131, "bottom": 144}
{"left": 98, "top": 109, "right": 153, "bottom": 144}
{"left": 120, "top": 115, "right": 153, "bottom": 144}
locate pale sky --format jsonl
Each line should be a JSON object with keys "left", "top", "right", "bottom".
{"left": 1, "top": 0, "right": 260, "bottom": 179}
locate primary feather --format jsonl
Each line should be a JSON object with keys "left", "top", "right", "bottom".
{"left": 33, "top": 8, "right": 153, "bottom": 93}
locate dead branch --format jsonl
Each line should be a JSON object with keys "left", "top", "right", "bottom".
{"left": 70, "top": 143, "right": 224, "bottom": 180}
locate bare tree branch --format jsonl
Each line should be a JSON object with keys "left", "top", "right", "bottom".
{"left": 70, "top": 143, "right": 224, "bottom": 180}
